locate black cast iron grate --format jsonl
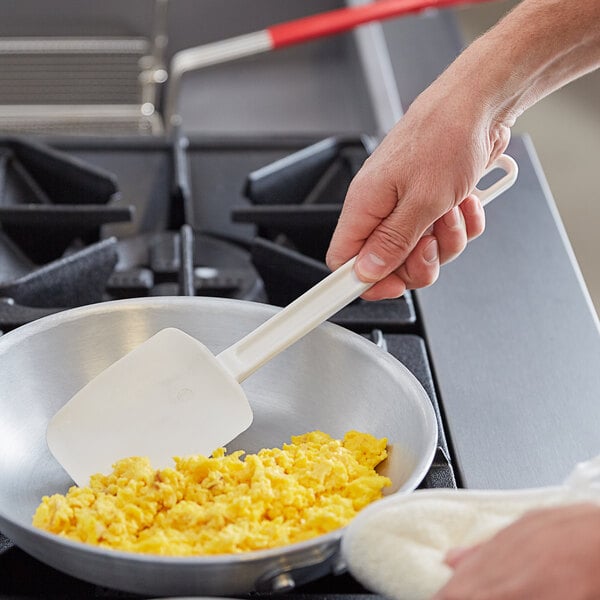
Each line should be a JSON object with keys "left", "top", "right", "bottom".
{"left": 0, "top": 135, "right": 265, "bottom": 333}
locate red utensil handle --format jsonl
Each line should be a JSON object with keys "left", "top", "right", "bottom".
{"left": 268, "top": 0, "right": 485, "bottom": 49}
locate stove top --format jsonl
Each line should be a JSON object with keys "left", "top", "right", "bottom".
{"left": 0, "top": 133, "right": 456, "bottom": 599}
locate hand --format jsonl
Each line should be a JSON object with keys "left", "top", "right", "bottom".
{"left": 432, "top": 503, "right": 600, "bottom": 600}
{"left": 326, "top": 76, "right": 510, "bottom": 301}
{"left": 326, "top": 0, "right": 600, "bottom": 302}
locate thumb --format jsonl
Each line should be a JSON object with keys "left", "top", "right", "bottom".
{"left": 354, "top": 202, "right": 438, "bottom": 282}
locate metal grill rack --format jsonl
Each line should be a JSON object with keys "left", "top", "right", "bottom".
{"left": 0, "top": 1, "right": 168, "bottom": 135}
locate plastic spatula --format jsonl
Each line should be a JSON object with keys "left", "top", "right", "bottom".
{"left": 47, "top": 155, "right": 517, "bottom": 487}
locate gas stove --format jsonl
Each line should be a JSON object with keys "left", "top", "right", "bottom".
{"left": 0, "top": 132, "right": 455, "bottom": 599}
{"left": 2, "top": 2, "right": 600, "bottom": 596}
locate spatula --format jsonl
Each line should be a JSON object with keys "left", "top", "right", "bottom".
{"left": 47, "top": 155, "right": 518, "bottom": 487}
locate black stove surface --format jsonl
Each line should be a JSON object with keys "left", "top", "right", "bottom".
{"left": 0, "top": 134, "right": 456, "bottom": 599}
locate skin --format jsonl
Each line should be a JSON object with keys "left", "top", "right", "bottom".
{"left": 326, "top": 0, "right": 600, "bottom": 301}
{"left": 432, "top": 504, "right": 600, "bottom": 600}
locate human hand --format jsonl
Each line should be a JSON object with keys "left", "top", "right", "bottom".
{"left": 432, "top": 503, "right": 600, "bottom": 600}
{"left": 326, "top": 77, "right": 510, "bottom": 301}
{"left": 325, "top": 0, "right": 600, "bottom": 302}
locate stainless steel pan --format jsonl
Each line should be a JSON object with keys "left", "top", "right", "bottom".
{"left": 0, "top": 297, "right": 437, "bottom": 596}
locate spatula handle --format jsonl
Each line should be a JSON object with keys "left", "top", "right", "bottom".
{"left": 218, "top": 256, "right": 368, "bottom": 382}
{"left": 475, "top": 154, "right": 518, "bottom": 207}
{"left": 217, "top": 154, "right": 518, "bottom": 382}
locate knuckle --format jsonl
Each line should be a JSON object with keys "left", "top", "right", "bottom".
{"left": 372, "top": 223, "right": 413, "bottom": 259}
{"left": 420, "top": 268, "right": 439, "bottom": 288}
{"left": 469, "top": 219, "right": 485, "bottom": 240}
{"left": 400, "top": 260, "right": 439, "bottom": 290}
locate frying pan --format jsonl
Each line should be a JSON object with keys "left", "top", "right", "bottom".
{"left": 0, "top": 297, "right": 437, "bottom": 596}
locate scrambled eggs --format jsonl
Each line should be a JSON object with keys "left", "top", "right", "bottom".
{"left": 33, "top": 430, "right": 391, "bottom": 555}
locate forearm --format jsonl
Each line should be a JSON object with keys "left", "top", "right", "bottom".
{"left": 429, "top": 0, "right": 600, "bottom": 127}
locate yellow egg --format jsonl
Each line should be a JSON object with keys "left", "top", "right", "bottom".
{"left": 33, "top": 431, "right": 391, "bottom": 556}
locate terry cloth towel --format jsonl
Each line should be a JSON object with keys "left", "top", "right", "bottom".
{"left": 341, "top": 456, "right": 600, "bottom": 600}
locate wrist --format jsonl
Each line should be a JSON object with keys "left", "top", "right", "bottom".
{"left": 414, "top": 59, "right": 513, "bottom": 164}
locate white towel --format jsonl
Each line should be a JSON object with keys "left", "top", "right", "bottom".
{"left": 341, "top": 457, "right": 600, "bottom": 600}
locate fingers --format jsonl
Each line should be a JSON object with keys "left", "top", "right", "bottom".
{"left": 358, "top": 196, "right": 485, "bottom": 299}
{"left": 434, "top": 195, "right": 485, "bottom": 265}
{"left": 460, "top": 195, "right": 486, "bottom": 244}
{"left": 391, "top": 196, "right": 484, "bottom": 292}
{"left": 360, "top": 235, "right": 439, "bottom": 300}
{"left": 434, "top": 205, "right": 468, "bottom": 265}
{"left": 353, "top": 194, "right": 445, "bottom": 283}
{"left": 386, "top": 236, "right": 440, "bottom": 297}
{"left": 360, "top": 271, "right": 408, "bottom": 302}
{"left": 326, "top": 159, "right": 403, "bottom": 272}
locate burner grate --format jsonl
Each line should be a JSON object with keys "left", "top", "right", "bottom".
{"left": 0, "top": 137, "right": 124, "bottom": 262}
{"left": 237, "top": 136, "right": 375, "bottom": 261}
{"left": 0, "top": 136, "right": 267, "bottom": 332}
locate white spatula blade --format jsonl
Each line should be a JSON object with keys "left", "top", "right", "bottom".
{"left": 47, "top": 328, "right": 253, "bottom": 486}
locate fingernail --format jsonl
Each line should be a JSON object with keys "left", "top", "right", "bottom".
{"left": 423, "top": 239, "right": 438, "bottom": 263}
{"left": 356, "top": 252, "right": 387, "bottom": 280}
{"left": 443, "top": 206, "right": 462, "bottom": 229}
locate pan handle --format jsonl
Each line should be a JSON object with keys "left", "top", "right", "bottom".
{"left": 267, "top": 0, "right": 485, "bottom": 49}
{"left": 165, "top": 0, "right": 495, "bottom": 127}
{"left": 217, "top": 155, "right": 517, "bottom": 383}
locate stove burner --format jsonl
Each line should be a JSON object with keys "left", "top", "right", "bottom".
{"left": 0, "top": 137, "right": 270, "bottom": 333}
{"left": 108, "top": 229, "right": 265, "bottom": 302}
